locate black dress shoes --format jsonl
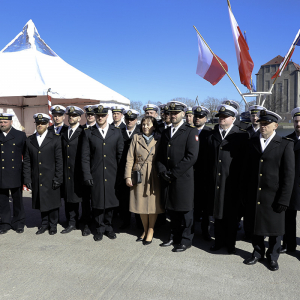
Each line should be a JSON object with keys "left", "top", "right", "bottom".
{"left": 172, "top": 244, "right": 191, "bottom": 252}
{"left": 94, "top": 233, "right": 103, "bottom": 241}
{"left": 159, "top": 239, "right": 173, "bottom": 247}
{"left": 36, "top": 227, "right": 48, "bottom": 235}
{"left": 0, "top": 229, "right": 8, "bottom": 234}
{"left": 105, "top": 231, "right": 117, "bottom": 239}
{"left": 210, "top": 244, "right": 223, "bottom": 251}
{"left": 143, "top": 239, "right": 152, "bottom": 245}
{"left": 60, "top": 225, "right": 76, "bottom": 234}
{"left": 244, "top": 256, "right": 261, "bottom": 265}
{"left": 268, "top": 260, "right": 279, "bottom": 271}
{"left": 16, "top": 228, "right": 24, "bottom": 234}
{"left": 49, "top": 228, "right": 57, "bottom": 235}
{"left": 82, "top": 225, "right": 91, "bottom": 237}
{"left": 136, "top": 236, "right": 144, "bottom": 242}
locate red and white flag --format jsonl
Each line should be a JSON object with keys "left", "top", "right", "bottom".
{"left": 271, "top": 29, "right": 300, "bottom": 79}
{"left": 196, "top": 34, "right": 228, "bottom": 86}
{"left": 228, "top": 4, "right": 254, "bottom": 90}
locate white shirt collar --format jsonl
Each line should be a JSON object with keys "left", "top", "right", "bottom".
{"left": 36, "top": 129, "right": 48, "bottom": 146}
{"left": 86, "top": 122, "right": 95, "bottom": 128}
{"left": 126, "top": 125, "right": 136, "bottom": 137}
{"left": 260, "top": 131, "right": 276, "bottom": 152}
{"left": 164, "top": 122, "right": 172, "bottom": 129}
{"left": 252, "top": 124, "right": 260, "bottom": 132}
{"left": 219, "top": 123, "right": 234, "bottom": 140}
{"left": 68, "top": 123, "right": 80, "bottom": 138}
{"left": 96, "top": 122, "right": 109, "bottom": 138}
{"left": 171, "top": 120, "right": 184, "bottom": 137}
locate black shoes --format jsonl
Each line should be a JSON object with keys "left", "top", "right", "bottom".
{"left": 105, "top": 231, "right": 117, "bottom": 239}
{"left": 268, "top": 260, "right": 279, "bottom": 271}
{"left": 143, "top": 239, "right": 152, "bottom": 245}
{"left": 36, "top": 226, "right": 48, "bottom": 235}
{"left": 159, "top": 239, "right": 173, "bottom": 247}
{"left": 0, "top": 229, "right": 8, "bottom": 234}
{"left": 61, "top": 225, "right": 76, "bottom": 234}
{"left": 136, "top": 236, "right": 144, "bottom": 242}
{"left": 172, "top": 244, "right": 191, "bottom": 252}
{"left": 49, "top": 227, "right": 57, "bottom": 235}
{"left": 82, "top": 225, "right": 91, "bottom": 237}
{"left": 16, "top": 228, "right": 24, "bottom": 234}
{"left": 244, "top": 256, "right": 261, "bottom": 265}
{"left": 94, "top": 233, "right": 103, "bottom": 242}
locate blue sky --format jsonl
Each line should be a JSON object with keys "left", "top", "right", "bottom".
{"left": 0, "top": 0, "right": 299, "bottom": 108}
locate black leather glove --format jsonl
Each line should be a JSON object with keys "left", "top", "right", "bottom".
{"left": 84, "top": 179, "right": 94, "bottom": 187}
{"left": 274, "top": 204, "right": 288, "bottom": 213}
{"left": 26, "top": 183, "right": 32, "bottom": 190}
{"left": 52, "top": 180, "right": 61, "bottom": 190}
{"left": 160, "top": 171, "right": 176, "bottom": 182}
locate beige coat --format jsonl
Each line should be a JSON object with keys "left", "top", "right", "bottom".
{"left": 124, "top": 134, "right": 164, "bottom": 214}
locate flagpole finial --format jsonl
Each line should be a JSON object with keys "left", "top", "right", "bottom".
{"left": 227, "top": 0, "right": 231, "bottom": 10}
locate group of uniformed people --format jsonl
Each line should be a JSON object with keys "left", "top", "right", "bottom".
{"left": 0, "top": 98, "right": 299, "bottom": 271}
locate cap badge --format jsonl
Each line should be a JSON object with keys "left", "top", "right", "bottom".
{"left": 70, "top": 106, "right": 75, "bottom": 113}
{"left": 260, "top": 110, "right": 267, "bottom": 116}
{"left": 225, "top": 101, "right": 231, "bottom": 105}
{"left": 88, "top": 106, "right": 92, "bottom": 112}
{"left": 196, "top": 107, "right": 202, "bottom": 112}
{"left": 98, "top": 105, "right": 103, "bottom": 112}
{"left": 55, "top": 106, "right": 60, "bottom": 111}
{"left": 38, "top": 114, "right": 43, "bottom": 119}
{"left": 164, "top": 105, "right": 168, "bottom": 110}
{"left": 170, "top": 102, "right": 176, "bottom": 109}
{"left": 147, "top": 104, "right": 150, "bottom": 108}
{"left": 127, "top": 110, "right": 132, "bottom": 116}
{"left": 220, "top": 106, "right": 226, "bottom": 112}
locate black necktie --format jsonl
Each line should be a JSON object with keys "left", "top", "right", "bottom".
{"left": 264, "top": 139, "right": 267, "bottom": 143}
{"left": 172, "top": 128, "right": 175, "bottom": 134}
{"left": 221, "top": 130, "right": 226, "bottom": 138}
{"left": 102, "top": 130, "right": 105, "bottom": 136}
{"left": 69, "top": 129, "right": 73, "bottom": 139}
{"left": 128, "top": 131, "right": 132, "bottom": 137}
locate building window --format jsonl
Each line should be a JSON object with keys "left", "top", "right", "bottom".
{"left": 265, "top": 66, "right": 270, "bottom": 73}
{"left": 271, "top": 65, "right": 276, "bottom": 73}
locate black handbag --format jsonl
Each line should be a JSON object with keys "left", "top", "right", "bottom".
{"left": 131, "top": 147, "right": 153, "bottom": 185}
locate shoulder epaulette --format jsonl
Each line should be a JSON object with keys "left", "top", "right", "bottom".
{"left": 188, "top": 124, "right": 195, "bottom": 128}
{"left": 55, "top": 133, "right": 60, "bottom": 136}
{"left": 115, "top": 126, "right": 121, "bottom": 129}
{"left": 84, "top": 127, "right": 89, "bottom": 130}
{"left": 282, "top": 137, "right": 294, "bottom": 142}
{"left": 239, "top": 128, "right": 247, "bottom": 132}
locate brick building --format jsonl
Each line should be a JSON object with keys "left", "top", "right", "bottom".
{"left": 256, "top": 55, "right": 300, "bottom": 121}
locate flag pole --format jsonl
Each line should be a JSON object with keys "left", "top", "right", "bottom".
{"left": 193, "top": 25, "right": 248, "bottom": 107}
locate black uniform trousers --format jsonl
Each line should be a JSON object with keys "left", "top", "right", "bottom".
{"left": 0, "top": 187, "right": 25, "bottom": 230}
{"left": 41, "top": 208, "right": 59, "bottom": 229}
{"left": 93, "top": 208, "right": 114, "bottom": 233}
{"left": 283, "top": 209, "right": 297, "bottom": 251}
{"left": 214, "top": 215, "right": 238, "bottom": 249}
{"left": 168, "top": 210, "right": 194, "bottom": 246}
{"left": 81, "top": 186, "right": 92, "bottom": 226}
{"left": 252, "top": 235, "right": 282, "bottom": 261}
{"left": 64, "top": 201, "right": 79, "bottom": 226}
{"left": 194, "top": 189, "right": 210, "bottom": 235}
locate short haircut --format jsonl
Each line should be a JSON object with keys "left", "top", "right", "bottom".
{"left": 140, "top": 116, "right": 158, "bottom": 133}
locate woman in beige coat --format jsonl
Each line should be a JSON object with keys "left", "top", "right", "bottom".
{"left": 125, "top": 116, "right": 164, "bottom": 245}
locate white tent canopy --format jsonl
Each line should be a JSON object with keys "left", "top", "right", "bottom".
{"left": 0, "top": 20, "right": 130, "bottom": 134}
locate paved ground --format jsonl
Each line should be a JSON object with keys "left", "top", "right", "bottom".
{"left": 1, "top": 191, "right": 300, "bottom": 300}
